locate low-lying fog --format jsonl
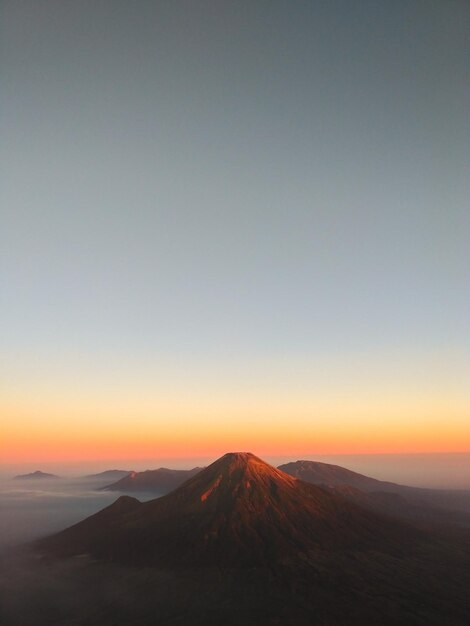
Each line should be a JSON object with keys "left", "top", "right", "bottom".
{"left": 0, "top": 476, "right": 157, "bottom": 553}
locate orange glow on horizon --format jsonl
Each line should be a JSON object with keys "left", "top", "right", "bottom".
{"left": 2, "top": 408, "right": 469, "bottom": 464}
{"left": 2, "top": 361, "right": 469, "bottom": 464}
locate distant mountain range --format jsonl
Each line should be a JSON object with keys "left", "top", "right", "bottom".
{"left": 13, "top": 470, "right": 59, "bottom": 480}
{"left": 36, "top": 452, "right": 470, "bottom": 624}
{"left": 101, "top": 467, "right": 202, "bottom": 493}
{"left": 85, "top": 470, "right": 131, "bottom": 480}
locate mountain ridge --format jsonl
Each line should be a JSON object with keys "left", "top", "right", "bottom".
{"left": 85, "top": 470, "right": 132, "bottom": 480}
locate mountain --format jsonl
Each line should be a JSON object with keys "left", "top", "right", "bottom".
{"left": 40, "top": 452, "right": 422, "bottom": 567}
{"left": 32, "top": 452, "right": 470, "bottom": 624}
{"left": 278, "top": 459, "right": 408, "bottom": 491}
{"left": 102, "top": 466, "right": 202, "bottom": 494}
{"left": 85, "top": 470, "right": 132, "bottom": 480}
{"left": 13, "top": 470, "right": 59, "bottom": 480}
{"left": 279, "top": 460, "right": 470, "bottom": 520}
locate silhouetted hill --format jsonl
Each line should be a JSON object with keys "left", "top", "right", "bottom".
{"left": 85, "top": 470, "right": 132, "bottom": 480}
{"left": 279, "top": 459, "right": 408, "bottom": 491}
{"left": 102, "top": 466, "right": 202, "bottom": 494}
{"left": 13, "top": 470, "right": 59, "bottom": 480}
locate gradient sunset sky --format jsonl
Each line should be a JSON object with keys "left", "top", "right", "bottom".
{"left": 1, "top": 1, "right": 469, "bottom": 464}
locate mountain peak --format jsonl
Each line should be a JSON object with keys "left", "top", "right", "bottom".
{"left": 212, "top": 451, "right": 283, "bottom": 475}
{"left": 220, "top": 451, "right": 256, "bottom": 463}
{"left": 208, "top": 451, "right": 292, "bottom": 478}
{"left": 13, "top": 470, "right": 59, "bottom": 480}
{"left": 177, "top": 451, "right": 297, "bottom": 508}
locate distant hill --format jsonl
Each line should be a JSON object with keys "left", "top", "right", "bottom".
{"left": 13, "top": 470, "right": 59, "bottom": 480}
{"left": 102, "top": 467, "right": 202, "bottom": 494}
{"left": 85, "top": 470, "right": 132, "bottom": 480}
{"left": 279, "top": 460, "right": 470, "bottom": 519}
{"left": 278, "top": 459, "right": 405, "bottom": 491}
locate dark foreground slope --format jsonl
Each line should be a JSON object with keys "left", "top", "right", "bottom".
{"left": 22, "top": 453, "right": 470, "bottom": 625}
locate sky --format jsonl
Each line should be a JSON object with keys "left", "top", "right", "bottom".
{"left": 1, "top": 1, "right": 469, "bottom": 465}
